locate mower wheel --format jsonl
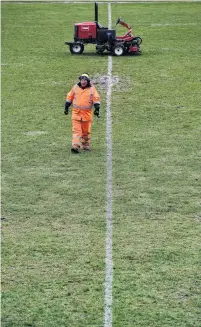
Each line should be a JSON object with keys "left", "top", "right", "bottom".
{"left": 69, "top": 43, "right": 84, "bottom": 55}
{"left": 112, "top": 44, "right": 125, "bottom": 56}
{"left": 133, "top": 37, "right": 142, "bottom": 45}
{"left": 96, "top": 49, "right": 104, "bottom": 54}
{"left": 96, "top": 45, "right": 105, "bottom": 54}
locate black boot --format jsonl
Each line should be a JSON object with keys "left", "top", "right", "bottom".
{"left": 71, "top": 147, "right": 80, "bottom": 154}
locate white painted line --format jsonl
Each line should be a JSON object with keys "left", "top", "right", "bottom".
{"left": 104, "top": 3, "right": 113, "bottom": 327}
{"left": 151, "top": 22, "right": 198, "bottom": 27}
{"left": 24, "top": 131, "right": 48, "bottom": 135}
{"left": 8, "top": 1, "right": 201, "bottom": 3}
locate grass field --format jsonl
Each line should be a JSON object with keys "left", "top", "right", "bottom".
{"left": 1, "top": 2, "right": 201, "bottom": 327}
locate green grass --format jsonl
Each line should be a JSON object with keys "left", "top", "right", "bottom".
{"left": 111, "top": 3, "right": 201, "bottom": 326}
{"left": 1, "top": 2, "right": 201, "bottom": 327}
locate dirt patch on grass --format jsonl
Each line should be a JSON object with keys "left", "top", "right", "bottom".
{"left": 91, "top": 74, "right": 131, "bottom": 91}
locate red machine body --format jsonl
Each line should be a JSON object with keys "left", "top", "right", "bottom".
{"left": 74, "top": 22, "right": 97, "bottom": 39}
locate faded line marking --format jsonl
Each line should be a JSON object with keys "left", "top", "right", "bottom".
{"left": 151, "top": 22, "right": 198, "bottom": 27}
{"left": 104, "top": 4, "right": 113, "bottom": 327}
{"left": 24, "top": 131, "right": 48, "bottom": 135}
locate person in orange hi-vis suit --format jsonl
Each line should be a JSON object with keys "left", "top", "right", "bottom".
{"left": 64, "top": 73, "right": 100, "bottom": 153}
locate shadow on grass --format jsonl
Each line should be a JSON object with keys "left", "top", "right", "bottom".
{"left": 63, "top": 51, "right": 142, "bottom": 58}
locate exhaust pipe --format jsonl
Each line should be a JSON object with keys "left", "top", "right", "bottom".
{"left": 95, "top": 2, "right": 98, "bottom": 22}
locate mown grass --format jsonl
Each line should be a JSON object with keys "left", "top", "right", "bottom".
{"left": 2, "top": 3, "right": 109, "bottom": 327}
{"left": 111, "top": 3, "right": 201, "bottom": 326}
{"left": 1, "top": 2, "right": 201, "bottom": 327}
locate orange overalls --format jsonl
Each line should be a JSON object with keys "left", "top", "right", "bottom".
{"left": 66, "top": 84, "right": 100, "bottom": 150}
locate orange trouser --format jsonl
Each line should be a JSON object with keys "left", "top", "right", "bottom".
{"left": 72, "top": 119, "right": 92, "bottom": 149}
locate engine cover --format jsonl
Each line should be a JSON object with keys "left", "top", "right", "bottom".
{"left": 74, "top": 22, "right": 97, "bottom": 40}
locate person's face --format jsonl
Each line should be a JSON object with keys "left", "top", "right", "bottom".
{"left": 80, "top": 78, "right": 88, "bottom": 87}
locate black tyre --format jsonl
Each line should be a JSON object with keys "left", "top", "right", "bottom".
{"left": 69, "top": 43, "right": 84, "bottom": 54}
{"left": 96, "top": 49, "right": 104, "bottom": 54}
{"left": 133, "top": 37, "right": 142, "bottom": 45}
{"left": 96, "top": 45, "right": 105, "bottom": 54}
{"left": 112, "top": 44, "right": 125, "bottom": 56}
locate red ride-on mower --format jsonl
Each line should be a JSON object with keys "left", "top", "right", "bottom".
{"left": 65, "top": 3, "right": 142, "bottom": 56}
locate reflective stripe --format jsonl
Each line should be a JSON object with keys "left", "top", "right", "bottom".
{"left": 73, "top": 104, "right": 93, "bottom": 110}
{"left": 89, "top": 87, "right": 93, "bottom": 104}
{"left": 73, "top": 85, "right": 78, "bottom": 103}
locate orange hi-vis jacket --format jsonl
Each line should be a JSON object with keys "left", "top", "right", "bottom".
{"left": 66, "top": 84, "right": 100, "bottom": 121}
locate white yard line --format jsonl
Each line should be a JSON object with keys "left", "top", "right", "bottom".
{"left": 104, "top": 3, "right": 113, "bottom": 327}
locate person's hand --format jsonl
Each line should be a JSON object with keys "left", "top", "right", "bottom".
{"left": 94, "top": 103, "right": 100, "bottom": 118}
{"left": 64, "top": 102, "right": 71, "bottom": 115}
